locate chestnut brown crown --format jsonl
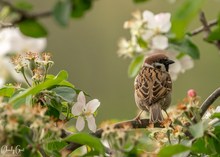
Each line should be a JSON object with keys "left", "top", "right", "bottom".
{"left": 144, "top": 53, "right": 175, "bottom": 72}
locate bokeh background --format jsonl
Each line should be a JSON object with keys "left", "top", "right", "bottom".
{"left": 33, "top": 0, "right": 220, "bottom": 123}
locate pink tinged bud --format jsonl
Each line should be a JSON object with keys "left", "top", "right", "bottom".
{"left": 187, "top": 89, "right": 197, "bottom": 98}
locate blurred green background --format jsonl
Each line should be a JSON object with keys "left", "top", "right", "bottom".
{"left": 34, "top": 0, "right": 220, "bottom": 123}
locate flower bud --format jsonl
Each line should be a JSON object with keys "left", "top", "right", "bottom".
{"left": 187, "top": 89, "right": 197, "bottom": 98}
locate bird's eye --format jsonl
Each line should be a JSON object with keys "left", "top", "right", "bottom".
{"left": 155, "top": 65, "right": 161, "bottom": 69}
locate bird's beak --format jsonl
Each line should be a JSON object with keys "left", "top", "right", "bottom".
{"left": 166, "top": 59, "right": 175, "bottom": 65}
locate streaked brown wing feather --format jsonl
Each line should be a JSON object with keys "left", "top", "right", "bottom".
{"left": 151, "top": 69, "right": 172, "bottom": 104}
{"left": 135, "top": 67, "right": 172, "bottom": 105}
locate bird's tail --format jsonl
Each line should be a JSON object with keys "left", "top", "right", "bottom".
{"left": 149, "top": 103, "right": 163, "bottom": 123}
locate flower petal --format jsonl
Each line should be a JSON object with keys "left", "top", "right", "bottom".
{"left": 76, "top": 116, "right": 85, "bottom": 131}
{"left": 0, "top": 77, "right": 5, "bottom": 88}
{"left": 142, "top": 10, "right": 154, "bottom": 22}
{"left": 215, "top": 106, "right": 220, "bottom": 113}
{"left": 169, "top": 59, "right": 181, "bottom": 81}
{"left": 151, "top": 35, "right": 168, "bottom": 50}
{"left": 179, "top": 55, "right": 194, "bottom": 73}
{"left": 155, "top": 13, "right": 171, "bottom": 33}
{"left": 85, "top": 99, "right": 100, "bottom": 113}
{"left": 71, "top": 102, "right": 84, "bottom": 116}
{"left": 77, "top": 91, "right": 86, "bottom": 104}
{"left": 86, "top": 115, "right": 96, "bottom": 132}
{"left": 142, "top": 30, "right": 154, "bottom": 41}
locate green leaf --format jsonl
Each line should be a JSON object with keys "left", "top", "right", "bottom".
{"left": 46, "top": 75, "right": 75, "bottom": 88}
{"left": 211, "top": 113, "right": 220, "bottom": 119}
{"left": 214, "top": 126, "right": 220, "bottom": 135}
{"left": 44, "top": 140, "right": 67, "bottom": 151}
{"left": 189, "top": 121, "right": 204, "bottom": 139}
{"left": 191, "top": 138, "right": 211, "bottom": 154}
{"left": 158, "top": 144, "right": 190, "bottom": 157}
{"left": 15, "top": 1, "right": 33, "bottom": 11}
{"left": 52, "top": 86, "right": 76, "bottom": 103}
{"left": 64, "top": 133, "right": 105, "bottom": 155}
{"left": 169, "top": 38, "right": 200, "bottom": 59}
{"left": 18, "top": 19, "right": 47, "bottom": 38}
{"left": 192, "top": 136, "right": 220, "bottom": 155}
{"left": 49, "top": 98, "right": 63, "bottom": 112}
{"left": 128, "top": 55, "right": 144, "bottom": 78}
{"left": 136, "top": 36, "right": 148, "bottom": 49}
{"left": 53, "top": 0, "right": 71, "bottom": 26}
{"left": 207, "top": 27, "right": 220, "bottom": 41}
{"left": 71, "top": 0, "right": 92, "bottom": 18}
{"left": 0, "top": 86, "right": 15, "bottom": 97}
{"left": 172, "top": 0, "right": 205, "bottom": 39}
{"left": 10, "top": 70, "right": 68, "bottom": 106}
{"left": 133, "top": 0, "right": 150, "bottom": 3}
{"left": 46, "top": 105, "right": 60, "bottom": 118}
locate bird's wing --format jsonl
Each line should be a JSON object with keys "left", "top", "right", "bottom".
{"left": 134, "top": 67, "right": 172, "bottom": 105}
{"left": 150, "top": 69, "right": 172, "bottom": 105}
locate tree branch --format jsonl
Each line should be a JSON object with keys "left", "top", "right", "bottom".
{"left": 188, "top": 19, "right": 218, "bottom": 36}
{"left": 200, "top": 87, "right": 220, "bottom": 117}
{"left": 60, "top": 87, "right": 220, "bottom": 156}
{"left": 60, "top": 119, "right": 163, "bottom": 156}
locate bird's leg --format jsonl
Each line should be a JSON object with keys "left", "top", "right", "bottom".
{"left": 134, "top": 110, "right": 143, "bottom": 124}
{"left": 164, "top": 110, "right": 169, "bottom": 118}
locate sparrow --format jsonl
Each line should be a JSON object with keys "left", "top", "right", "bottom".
{"left": 134, "top": 53, "right": 174, "bottom": 123}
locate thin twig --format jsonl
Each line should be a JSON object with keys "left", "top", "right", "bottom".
{"left": 199, "top": 11, "right": 220, "bottom": 50}
{"left": 199, "top": 11, "right": 211, "bottom": 38}
{"left": 0, "top": 0, "right": 52, "bottom": 27}
{"left": 188, "top": 19, "right": 218, "bottom": 36}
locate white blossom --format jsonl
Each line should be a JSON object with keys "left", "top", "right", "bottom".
{"left": 143, "top": 11, "right": 171, "bottom": 33}
{"left": 118, "top": 9, "right": 194, "bottom": 80}
{"left": 124, "top": 10, "right": 143, "bottom": 35}
{"left": 117, "top": 38, "right": 133, "bottom": 58}
{"left": 71, "top": 91, "right": 100, "bottom": 132}
{"left": 151, "top": 35, "right": 168, "bottom": 50}
{"left": 142, "top": 10, "right": 171, "bottom": 50}
{"left": 169, "top": 53, "right": 194, "bottom": 81}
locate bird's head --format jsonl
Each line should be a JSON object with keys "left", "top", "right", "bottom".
{"left": 144, "top": 53, "right": 175, "bottom": 72}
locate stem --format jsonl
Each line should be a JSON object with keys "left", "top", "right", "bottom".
{"left": 21, "top": 68, "right": 31, "bottom": 87}
{"left": 43, "top": 64, "right": 49, "bottom": 82}
{"left": 167, "top": 130, "right": 172, "bottom": 144}
{"left": 39, "top": 148, "right": 48, "bottom": 157}
{"left": 178, "top": 135, "right": 181, "bottom": 144}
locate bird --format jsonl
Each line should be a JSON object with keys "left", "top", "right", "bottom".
{"left": 134, "top": 52, "right": 174, "bottom": 123}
